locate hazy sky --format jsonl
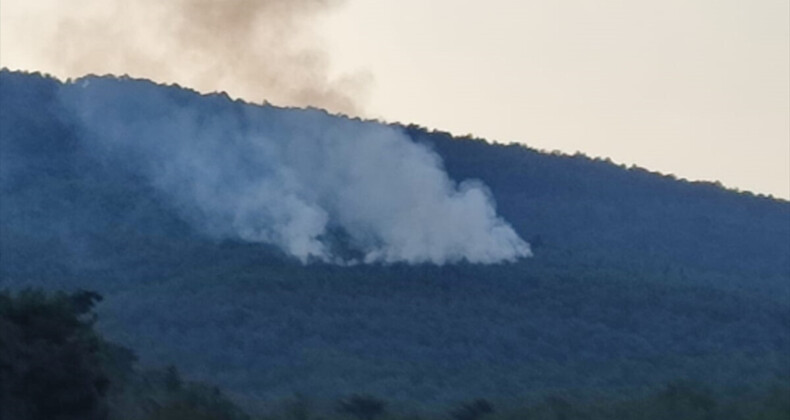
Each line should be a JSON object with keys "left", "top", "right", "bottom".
{"left": 2, "top": 0, "right": 788, "bottom": 199}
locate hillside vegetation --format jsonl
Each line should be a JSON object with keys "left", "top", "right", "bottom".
{"left": 1, "top": 70, "right": 788, "bottom": 412}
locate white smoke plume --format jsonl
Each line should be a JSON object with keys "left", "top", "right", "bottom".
{"left": 60, "top": 76, "right": 531, "bottom": 264}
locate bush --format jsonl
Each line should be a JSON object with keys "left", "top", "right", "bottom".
{"left": 337, "top": 394, "right": 386, "bottom": 420}
{"left": 0, "top": 289, "right": 109, "bottom": 420}
{"left": 450, "top": 398, "right": 494, "bottom": 420}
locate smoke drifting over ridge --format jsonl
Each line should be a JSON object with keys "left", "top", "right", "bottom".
{"left": 2, "top": 0, "right": 366, "bottom": 114}
{"left": 59, "top": 76, "right": 531, "bottom": 264}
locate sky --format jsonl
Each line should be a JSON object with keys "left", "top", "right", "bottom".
{"left": 1, "top": 0, "right": 789, "bottom": 199}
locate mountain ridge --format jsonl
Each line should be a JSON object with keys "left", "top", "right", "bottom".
{"left": 11, "top": 67, "right": 786, "bottom": 202}
{"left": 1, "top": 69, "right": 788, "bottom": 406}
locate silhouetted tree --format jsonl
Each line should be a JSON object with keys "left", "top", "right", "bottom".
{"left": 164, "top": 364, "right": 183, "bottom": 392}
{"left": 286, "top": 393, "right": 312, "bottom": 420}
{"left": 450, "top": 398, "right": 494, "bottom": 420}
{"left": 337, "top": 394, "right": 386, "bottom": 420}
{"left": 0, "top": 289, "right": 109, "bottom": 420}
{"left": 654, "top": 381, "right": 717, "bottom": 420}
{"left": 545, "top": 396, "right": 573, "bottom": 420}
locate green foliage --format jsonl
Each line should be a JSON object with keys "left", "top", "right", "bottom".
{"left": 450, "top": 399, "right": 494, "bottom": 420}
{"left": 284, "top": 393, "right": 312, "bottom": 420}
{"left": 104, "top": 362, "right": 251, "bottom": 420}
{"left": 648, "top": 381, "right": 717, "bottom": 420}
{"left": 142, "top": 382, "right": 250, "bottom": 420}
{"left": 0, "top": 288, "right": 251, "bottom": 420}
{"left": 337, "top": 394, "right": 387, "bottom": 420}
{"left": 0, "top": 288, "right": 787, "bottom": 420}
{"left": 0, "top": 289, "right": 110, "bottom": 420}
{"left": 1, "top": 70, "right": 789, "bottom": 408}
{"left": 164, "top": 365, "right": 183, "bottom": 392}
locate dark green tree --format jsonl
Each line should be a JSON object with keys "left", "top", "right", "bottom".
{"left": 450, "top": 398, "right": 494, "bottom": 420}
{"left": 652, "top": 381, "right": 717, "bottom": 420}
{"left": 146, "top": 386, "right": 249, "bottom": 420}
{"left": 337, "top": 394, "right": 386, "bottom": 420}
{"left": 164, "top": 364, "right": 183, "bottom": 392}
{"left": 0, "top": 289, "right": 110, "bottom": 420}
{"left": 286, "top": 393, "right": 312, "bottom": 420}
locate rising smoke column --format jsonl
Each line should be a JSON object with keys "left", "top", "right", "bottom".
{"left": 1, "top": 0, "right": 367, "bottom": 114}
{"left": 60, "top": 76, "right": 531, "bottom": 264}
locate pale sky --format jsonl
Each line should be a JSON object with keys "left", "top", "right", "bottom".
{"left": 2, "top": 0, "right": 789, "bottom": 199}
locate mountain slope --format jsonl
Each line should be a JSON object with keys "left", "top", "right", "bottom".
{"left": 1, "top": 70, "right": 788, "bottom": 406}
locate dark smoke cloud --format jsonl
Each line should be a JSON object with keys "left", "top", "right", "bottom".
{"left": 33, "top": 0, "right": 367, "bottom": 114}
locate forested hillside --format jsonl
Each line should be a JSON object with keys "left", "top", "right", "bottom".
{"left": 1, "top": 70, "right": 788, "bottom": 411}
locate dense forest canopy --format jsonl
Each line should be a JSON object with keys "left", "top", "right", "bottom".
{"left": 1, "top": 70, "right": 788, "bottom": 413}
{"left": 4, "top": 288, "right": 787, "bottom": 419}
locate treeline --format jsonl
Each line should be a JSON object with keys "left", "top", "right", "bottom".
{"left": 0, "top": 289, "right": 247, "bottom": 420}
{"left": 2, "top": 289, "right": 788, "bottom": 420}
{"left": 1, "top": 70, "right": 789, "bottom": 405}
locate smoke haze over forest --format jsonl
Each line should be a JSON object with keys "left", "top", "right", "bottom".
{"left": 60, "top": 75, "right": 530, "bottom": 264}
{"left": 2, "top": 0, "right": 787, "bottom": 198}
{"left": 1, "top": 71, "right": 789, "bottom": 411}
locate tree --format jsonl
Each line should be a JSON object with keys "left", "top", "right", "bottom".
{"left": 336, "top": 394, "right": 386, "bottom": 420}
{"left": 652, "top": 381, "right": 717, "bottom": 420}
{"left": 0, "top": 289, "right": 110, "bottom": 420}
{"left": 164, "top": 364, "right": 183, "bottom": 392}
{"left": 450, "top": 398, "right": 494, "bottom": 420}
